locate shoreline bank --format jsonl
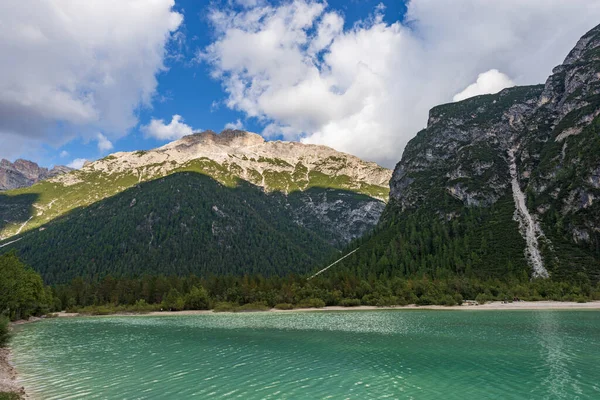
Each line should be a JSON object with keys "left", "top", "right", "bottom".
{"left": 0, "top": 347, "right": 26, "bottom": 399}
{"left": 50, "top": 300, "right": 600, "bottom": 318}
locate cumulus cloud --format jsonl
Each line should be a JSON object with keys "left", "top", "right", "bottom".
{"left": 59, "top": 150, "right": 69, "bottom": 158}
{"left": 0, "top": 0, "right": 183, "bottom": 160}
{"left": 201, "top": 0, "right": 600, "bottom": 166}
{"left": 141, "top": 115, "right": 196, "bottom": 140}
{"left": 67, "top": 158, "right": 87, "bottom": 169}
{"left": 224, "top": 119, "right": 244, "bottom": 130}
{"left": 96, "top": 133, "right": 114, "bottom": 153}
{"left": 453, "top": 69, "right": 515, "bottom": 102}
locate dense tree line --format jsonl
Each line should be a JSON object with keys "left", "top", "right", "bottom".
{"left": 56, "top": 270, "right": 599, "bottom": 314}
{"left": 0, "top": 252, "right": 58, "bottom": 321}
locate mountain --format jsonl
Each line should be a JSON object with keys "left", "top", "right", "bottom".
{"left": 341, "top": 23, "right": 600, "bottom": 283}
{"left": 0, "top": 130, "right": 391, "bottom": 283}
{"left": 0, "top": 159, "right": 71, "bottom": 190}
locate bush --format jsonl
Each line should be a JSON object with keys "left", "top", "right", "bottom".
{"left": 576, "top": 296, "right": 588, "bottom": 303}
{"left": 130, "top": 299, "right": 159, "bottom": 313}
{"left": 71, "top": 305, "right": 112, "bottom": 315}
{"left": 184, "top": 286, "right": 210, "bottom": 310}
{"left": 162, "top": 288, "right": 185, "bottom": 311}
{"left": 296, "top": 298, "right": 326, "bottom": 308}
{"left": 475, "top": 293, "right": 491, "bottom": 304}
{"left": 453, "top": 293, "right": 464, "bottom": 305}
{"left": 415, "top": 295, "right": 436, "bottom": 306}
{"left": 274, "top": 303, "right": 294, "bottom": 310}
{"left": 0, "top": 316, "right": 10, "bottom": 347}
{"left": 339, "top": 298, "right": 361, "bottom": 307}
{"left": 213, "top": 302, "right": 238, "bottom": 312}
{"left": 442, "top": 295, "right": 457, "bottom": 306}
{"left": 236, "top": 302, "right": 269, "bottom": 312}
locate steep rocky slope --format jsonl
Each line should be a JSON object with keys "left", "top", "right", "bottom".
{"left": 0, "top": 159, "right": 71, "bottom": 190}
{"left": 378, "top": 23, "right": 600, "bottom": 281}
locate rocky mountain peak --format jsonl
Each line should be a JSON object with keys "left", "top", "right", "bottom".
{"left": 73, "top": 129, "right": 391, "bottom": 198}
{"left": 562, "top": 23, "right": 600, "bottom": 66}
{"left": 540, "top": 23, "right": 600, "bottom": 117}
{"left": 186, "top": 129, "right": 266, "bottom": 148}
{"left": 0, "top": 158, "right": 72, "bottom": 191}
{"left": 387, "top": 23, "right": 600, "bottom": 280}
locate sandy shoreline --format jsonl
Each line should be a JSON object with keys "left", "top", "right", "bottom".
{"left": 49, "top": 300, "right": 600, "bottom": 318}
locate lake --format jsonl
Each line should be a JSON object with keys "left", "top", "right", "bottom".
{"left": 11, "top": 310, "right": 600, "bottom": 399}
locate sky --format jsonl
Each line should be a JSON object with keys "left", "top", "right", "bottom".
{"left": 1, "top": 0, "right": 600, "bottom": 169}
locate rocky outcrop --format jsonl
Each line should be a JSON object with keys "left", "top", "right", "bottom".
{"left": 0, "top": 159, "right": 71, "bottom": 190}
{"left": 62, "top": 129, "right": 391, "bottom": 200}
{"left": 388, "top": 23, "right": 600, "bottom": 279}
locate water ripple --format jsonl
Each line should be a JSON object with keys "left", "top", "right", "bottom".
{"left": 10, "top": 310, "right": 600, "bottom": 399}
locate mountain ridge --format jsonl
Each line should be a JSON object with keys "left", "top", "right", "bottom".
{"left": 0, "top": 130, "right": 392, "bottom": 282}
{"left": 0, "top": 158, "right": 71, "bottom": 191}
{"left": 361, "top": 22, "right": 600, "bottom": 281}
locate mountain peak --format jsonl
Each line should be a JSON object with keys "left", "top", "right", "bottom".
{"left": 182, "top": 129, "right": 266, "bottom": 148}
{"left": 0, "top": 158, "right": 71, "bottom": 190}
{"left": 562, "top": 23, "right": 600, "bottom": 66}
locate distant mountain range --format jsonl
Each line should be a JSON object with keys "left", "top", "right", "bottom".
{"left": 0, "top": 159, "right": 71, "bottom": 190}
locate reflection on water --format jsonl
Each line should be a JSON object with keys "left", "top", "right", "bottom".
{"left": 534, "top": 311, "right": 582, "bottom": 399}
{"left": 10, "top": 311, "right": 600, "bottom": 399}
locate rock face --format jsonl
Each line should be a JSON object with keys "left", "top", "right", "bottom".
{"left": 0, "top": 132, "right": 391, "bottom": 247}
{"left": 388, "top": 23, "right": 600, "bottom": 280}
{"left": 0, "top": 159, "right": 71, "bottom": 190}
{"left": 71, "top": 129, "right": 390, "bottom": 199}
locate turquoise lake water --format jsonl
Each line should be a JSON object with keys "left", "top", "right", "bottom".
{"left": 10, "top": 310, "right": 600, "bottom": 399}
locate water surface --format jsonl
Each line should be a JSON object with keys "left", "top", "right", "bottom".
{"left": 11, "top": 310, "right": 600, "bottom": 399}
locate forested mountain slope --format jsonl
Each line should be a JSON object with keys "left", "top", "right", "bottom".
{"left": 6, "top": 173, "right": 365, "bottom": 283}
{"left": 0, "top": 131, "right": 391, "bottom": 283}
{"left": 336, "top": 23, "right": 600, "bottom": 283}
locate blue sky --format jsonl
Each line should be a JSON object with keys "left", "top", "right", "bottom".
{"left": 1, "top": 0, "right": 599, "bottom": 169}
{"left": 43, "top": 0, "right": 409, "bottom": 169}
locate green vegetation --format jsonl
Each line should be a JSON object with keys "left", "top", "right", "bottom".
{"left": 0, "top": 252, "right": 57, "bottom": 321}
{"left": 0, "top": 316, "right": 10, "bottom": 347}
{"left": 50, "top": 269, "right": 600, "bottom": 313}
{"left": 0, "top": 392, "right": 21, "bottom": 400}
{"left": 1, "top": 171, "right": 387, "bottom": 284}
{"left": 3, "top": 173, "right": 342, "bottom": 283}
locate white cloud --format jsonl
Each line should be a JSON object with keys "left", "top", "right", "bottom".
{"left": 202, "top": 0, "right": 600, "bottom": 167}
{"left": 224, "top": 119, "right": 244, "bottom": 130}
{"left": 96, "top": 133, "right": 114, "bottom": 153}
{"left": 141, "top": 115, "right": 195, "bottom": 140}
{"left": 67, "top": 158, "right": 87, "bottom": 169}
{"left": 59, "top": 150, "right": 69, "bottom": 158}
{"left": 453, "top": 69, "right": 515, "bottom": 102}
{"left": 234, "top": 0, "right": 265, "bottom": 8}
{"left": 0, "top": 0, "right": 183, "bottom": 160}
